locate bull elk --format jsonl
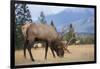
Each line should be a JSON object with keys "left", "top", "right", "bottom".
{"left": 21, "top": 22, "right": 70, "bottom": 61}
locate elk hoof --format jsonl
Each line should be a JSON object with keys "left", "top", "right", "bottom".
{"left": 53, "top": 56, "right": 56, "bottom": 58}
{"left": 31, "top": 59, "right": 35, "bottom": 62}
{"left": 24, "top": 56, "right": 26, "bottom": 59}
{"left": 45, "top": 58, "right": 47, "bottom": 60}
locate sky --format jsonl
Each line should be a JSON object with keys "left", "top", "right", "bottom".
{"left": 28, "top": 4, "right": 71, "bottom": 21}
{"left": 27, "top": 4, "right": 94, "bottom": 33}
{"left": 28, "top": 4, "right": 93, "bottom": 21}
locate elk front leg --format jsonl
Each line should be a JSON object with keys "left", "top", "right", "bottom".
{"left": 50, "top": 46, "right": 55, "bottom": 58}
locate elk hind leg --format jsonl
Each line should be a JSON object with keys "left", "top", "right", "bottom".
{"left": 45, "top": 41, "right": 49, "bottom": 59}
{"left": 24, "top": 40, "right": 28, "bottom": 58}
{"left": 27, "top": 41, "right": 35, "bottom": 61}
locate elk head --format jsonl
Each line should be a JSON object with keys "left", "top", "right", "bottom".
{"left": 51, "top": 40, "right": 64, "bottom": 57}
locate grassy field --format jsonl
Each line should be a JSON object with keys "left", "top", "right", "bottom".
{"left": 15, "top": 44, "right": 95, "bottom": 66}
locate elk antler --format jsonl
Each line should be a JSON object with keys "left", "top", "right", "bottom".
{"left": 63, "top": 37, "right": 75, "bottom": 54}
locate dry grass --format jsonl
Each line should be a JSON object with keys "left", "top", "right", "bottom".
{"left": 15, "top": 44, "right": 95, "bottom": 65}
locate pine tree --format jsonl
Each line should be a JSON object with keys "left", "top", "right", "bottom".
{"left": 15, "top": 4, "right": 32, "bottom": 50}
{"left": 15, "top": 4, "right": 32, "bottom": 24}
{"left": 51, "top": 20, "right": 57, "bottom": 31}
{"left": 38, "top": 11, "right": 47, "bottom": 24}
{"left": 68, "top": 24, "right": 75, "bottom": 38}
{"left": 64, "top": 24, "right": 76, "bottom": 42}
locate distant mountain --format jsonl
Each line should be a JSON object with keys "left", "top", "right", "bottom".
{"left": 45, "top": 8, "right": 94, "bottom": 34}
